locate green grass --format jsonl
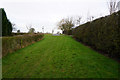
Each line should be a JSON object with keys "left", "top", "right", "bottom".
{"left": 2, "top": 34, "right": 119, "bottom": 78}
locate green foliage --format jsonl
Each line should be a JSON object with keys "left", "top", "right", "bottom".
{"left": 2, "top": 33, "right": 44, "bottom": 57}
{"left": 2, "top": 34, "right": 119, "bottom": 78}
{"left": 1, "top": 8, "right": 12, "bottom": 36}
{"left": 73, "top": 11, "right": 120, "bottom": 59}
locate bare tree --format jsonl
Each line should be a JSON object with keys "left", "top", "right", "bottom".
{"left": 26, "top": 24, "right": 32, "bottom": 30}
{"left": 108, "top": 0, "right": 117, "bottom": 14}
{"left": 26, "top": 24, "right": 35, "bottom": 33}
{"left": 86, "top": 11, "right": 93, "bottom": 22}
{"left": 75, "top": 16, "right": 82, "bottom": 26}
{"left": 12, "top": 23, "right": 17, "bottom": 31}
{"left": 87, "top": 16, "right": 94, "bottom": 22}
{"left": 116, "top": 1, "right": 120, "bottom": 11}
{"left": 57, "top": 17, "right": 74, "bottom": 32}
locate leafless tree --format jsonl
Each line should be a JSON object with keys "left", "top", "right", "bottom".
{"left": 26, "top": 24, "right": 35, "bottom": 33}
{"left": 87, "top": 16, "right": 94, "bottom": 22}
{"left": 26, "top": 24, "right": 32, "bottom": 30}
{"left": 75, "top": 16, "right": 82, "bottom": 26}
{"left": 12, "top": 23, "right": 17, "bottom": 31}
{"left": 117, "top": 1, "right": 120, "bottom": 11}
{"left": 108, "top": 0, "right": 117, "bottom": 14}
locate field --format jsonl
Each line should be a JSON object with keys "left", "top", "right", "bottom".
{"left": 2, "top": 34, "right": 119, "bottom": 78}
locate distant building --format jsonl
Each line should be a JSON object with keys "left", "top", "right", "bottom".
{"left": 117, "top": 1, "right": 120, "bottom": 11}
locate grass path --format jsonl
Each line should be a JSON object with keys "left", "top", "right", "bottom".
{"left": 2, "top": 34, "right": 119, "bottom": 78}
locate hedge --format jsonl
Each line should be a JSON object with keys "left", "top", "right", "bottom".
{"left": 2, "top": 33, "right": 44, "bottom": 57}
{"left": 63, "top": 30, "right": 72, "bottom": 35}
{"left": 11, "top": 33, "right": 28, "bottom": 36}
{"left": 73, "top": 11, "right": 120, "bottom": 59}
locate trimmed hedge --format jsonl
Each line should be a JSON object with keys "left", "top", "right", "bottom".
{"left": 2, "top": 33, "right": 44, "bottom": 57}
{"left": 73, "top": 11, "right": 120, "bottom": 59}
{"left": 11, "top": 33, "right": 28, "bottom": 36}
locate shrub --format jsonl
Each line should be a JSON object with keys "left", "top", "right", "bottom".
{"left": 73, "top": 11, "right": 120, "bottom": 59}
{"left": 2, "top": 33, "right": 44, "bottom": 57}
{"left": 63, "top": 30, "right": 73, "bottom": 35}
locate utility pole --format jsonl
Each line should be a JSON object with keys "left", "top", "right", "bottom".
{"left": 42, "top": 26, "right": 44, "bottom": 33}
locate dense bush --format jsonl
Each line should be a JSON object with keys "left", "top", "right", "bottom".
{"left": 73, "top": 11, "right": 120, "bottom": 59}
{"left": 1, "top": 8, "right": 12, "bottom": 36}
{"left": 63, "top": 30, "right": 73, "bottom": 35}
{"left": 2, "top": 33, "right": 44, "bottom": 57}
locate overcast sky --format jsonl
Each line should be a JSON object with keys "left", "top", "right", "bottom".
{"left": 0, "top": 0, "right": 115, "bottom": 33}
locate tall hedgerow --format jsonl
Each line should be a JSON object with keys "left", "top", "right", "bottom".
{"left": 73, "top": 11, "right": 120, "bottom": 59}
